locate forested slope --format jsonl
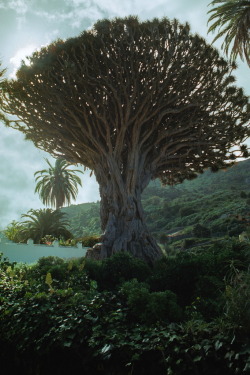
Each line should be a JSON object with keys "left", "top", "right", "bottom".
{"left": 62, "top": 159, "right": 250, "bottom": 240}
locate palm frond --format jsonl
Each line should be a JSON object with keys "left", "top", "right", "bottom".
{"left": 34, "top": 158, "right": 83, "bottom": 209}
{"left": 207, "top": 0, "right": 250, "bottom": 66}
{"left": 20, "top": 208, "right": 71, "bottom": 243}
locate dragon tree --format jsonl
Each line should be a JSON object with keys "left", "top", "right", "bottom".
{"left": 1, "top": 17, "right": 249, "bottom": 263}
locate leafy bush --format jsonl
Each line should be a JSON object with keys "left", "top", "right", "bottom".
{"left": 1, "top": 240, "right": 250, "bottom": 374}
{"left": 97, "top": 252, "right": 152, "bottom": 290}
{"left": 179, "top": 206, "right": 196, "bottom": 217}
{"left": 22, "top": 256, "right": 90, "bottom": 293}
{"left": 84, "top": 252, "right": 152, "bottom": 291}
{"left": 240, "top": 191, "right": 247, "bottom": 198}
{"left": 148, "top": 239, "right": 250, "bottom": 313}
{"left": 223, "top": 260, "right": 250, "bottom": 332}
{"left": 120, "top": 279, "right": 182, "bottom": 324}
{"left": 29, "top": 256, "right": 66, "bottom": 280}
{"left": 3, "top": 220, "right": 26, "bottom": 243}
{"left": 89, "top": 318, "right": 250, "bottom": 375}
{"left": 79, "top": 235, "right": 101, "bottom": 247}
{"left": 182, "top": 238, "right": 197, "bottom": 249}
{"left": 192, "top": 224, "right": 211, "bottom": 238}
{"left": 148, "top": 253, "right": 204, "bottom": 307}
{"left": 0, "top": 252, "right": 16, "bottom": 270}
{"left": 20, "top": 208, "right": 73, "bottom": 243}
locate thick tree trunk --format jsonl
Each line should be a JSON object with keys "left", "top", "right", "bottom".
{"left": 95, "top": 161, "right": 163, "bottom": 264}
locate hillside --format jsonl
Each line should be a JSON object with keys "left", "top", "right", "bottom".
{"left": 62, "top": 159, "right": 250, "bottom": 240}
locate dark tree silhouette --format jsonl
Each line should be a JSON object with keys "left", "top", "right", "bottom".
{"left": 1, "top": 17, "right": 249, "bottom": 263}
{"left": 34, "top": 158, "right": 83, "bottom": 210}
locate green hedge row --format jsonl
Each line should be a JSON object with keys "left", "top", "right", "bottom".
{"left": 0, "top": 239, "right": 250, "bottom": 374}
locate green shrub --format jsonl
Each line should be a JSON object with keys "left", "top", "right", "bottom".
{"left": 79, "top": 235, "right": 101, "bottom": 247}
{"left": 37, "top": 256, "right": 65, "bottom": 268}
{"left": 148, "top": 254, "right": 203, "bottom": 307}
{"left": 29, "top": 256, "right": 66, "bottom": 280}
{"left": 24, "top": 256, "right": 90, "bottom": 292}
{"left": 97, "top": 252, "right": 152, "bottom": 290}
{"left": 179, "top": 206, "right": 196, "bottom": 217}
{"left": 120, "top": 279, "right": 182, "bottom": 324}
{"left": 192, "top": 275, "right": 224, "bottom": 319}
{"left": 3, "top": 220, "right": 26, "bottom": 243}
{"left": 148, "top": 239, "right": 250, "bottom": 312}
{"left": 240, "top": 191, "right": 247, "bottom": 198}
{"left": 84, "top": 258, "right": 103, "bottom": 283}
{"left": 182, "top": 238, "right": 197, "bottom": 249}
{"left": 192, "top": 224, "right": 211, "bottom": 238}
{"left": 223, "top": 260, "right": 250, "bottom": 332}
{"left": 0, "top": 252, "right": 16, "bottom": 271}
{"left": 1, "top": 241, "right": 250, "bottom": 374}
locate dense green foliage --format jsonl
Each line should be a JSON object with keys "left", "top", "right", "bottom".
{"left": 62, "top": 159, "right": 250, "bottom": 243}
{"left": 61, "top": 202, "right": 101, "bottom": 237}
{"left": 20, "top": 208, "right": 72, "bottom": 243}
{"left": 1, "top": 239, "right": 250, "bottom": 374}
{"left": 3, "top": 220, "right": 26, "bottom": 243}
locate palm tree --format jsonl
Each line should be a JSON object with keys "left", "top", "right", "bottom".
{"left": 20, "top": 208, "right": 72, "bottom": 243}
{"left": 207, "top": 0, "right": 250, "bottom": 66}
{"left": 34, "top": 158, "right": 83, "bottom": 210}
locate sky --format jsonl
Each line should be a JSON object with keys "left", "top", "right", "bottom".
{"left": 0, "top": 0, "right": 249, "bottom": 228}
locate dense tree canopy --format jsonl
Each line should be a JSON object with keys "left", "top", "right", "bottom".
{"left": 0, "top": 17, "right": 249, "bottom": 262}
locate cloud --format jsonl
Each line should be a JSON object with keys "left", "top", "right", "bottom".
{"left": 32, "top": 10, "right": 58, "bottom": 21}
{"left": 0, "top": 124, "right": 100, "bottom": 228}
{"left": 9, "top": 44, "right": 38, "bottom": 78}
{"left": 0, "top": 0, "right": 30, "bottom": 14}
{"left": 53, "top": 0, "right": 171, "bottom": 29}
{"left": 0, "top": 127, "right": 45, "bottom": 227}
{"left": 0, "top": 0, "right": 32, "bottom": 30}
{"left": 66, "top": 0, "right": 168, "bottom": 14}
{"left": 74, "top": 170, "right": 100, "bottom": 205}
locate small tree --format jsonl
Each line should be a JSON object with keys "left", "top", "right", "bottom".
{"left": 34, "top": 158, "right": 83, "bottom": 210}
{"left": 20, "top": 208, "right": 72, "bottom": 243}
{"left": 1, "top": 17, "right": 249, "bottom": 263}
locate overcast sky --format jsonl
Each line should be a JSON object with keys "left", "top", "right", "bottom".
{"left": 0, "top": 0, "right": 249, "bottom": 228}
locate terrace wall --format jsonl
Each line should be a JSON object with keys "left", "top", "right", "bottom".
{"left": 0, "top": 238, "right": 87, "bottom": 264}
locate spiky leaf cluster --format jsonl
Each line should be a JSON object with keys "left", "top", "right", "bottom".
{"left": 20, "top": 208, "right": 72, "bottom": 243}
{"left": 34, "top": 158, "right": 83, "bottom": 210}
{"left": 208, "top": 0, "right": 250, "bottom": 66}
{"left": 1, "top": 17, "right": 249, "bottom": 185}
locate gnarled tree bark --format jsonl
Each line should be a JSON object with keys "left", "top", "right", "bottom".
{"left": 1, "top": 17, "right": 249, "bottom": 264}
{"left": 96, "top": 159, "right": 162, "bottom": 263}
